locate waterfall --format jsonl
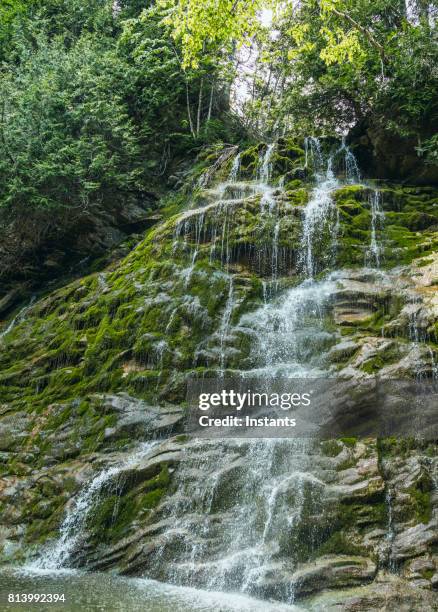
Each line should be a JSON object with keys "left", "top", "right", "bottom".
{"left": 305, "top": 136, "right": 360, "bottom": 183}
{"left": 140, "top": 139, "right": 358, "bottom": 602}
{"left": 335, "top": 137, "right": 361, "bottom": 183}
{"left": 33, "top": 138, "right": 376, "bottom": 605}
{"left": 258, "top": 144, "right": 275, "bottom": 184}
{"left": 304, "top": 137, "right": 324, "bottom": 173}
{"left": 150, "top": 438, "right": 324, "bottom": 602}
{"left": 300, "top": 138, "right": 383, "bottom": 278}
{"left": 36, "top": 139, "right": 355, "bottom": 596}
{"left": 240, "top": 277, "right": 338, "bottom": 380}
{"left": 0, "top": 296, "right": 35, "bottom": 340}
{"left": 33, "top": 442, "right": 158, "bottom": 570}
{"left": 175, "top": 210, "right": 206, "bottom": 286}
{"left": 258, "top": 145, "right": 277, "bottom": 212}
{"left": 229, "top": 152, "right": 241, "bottom": 183}
{"left": 173, "top": 145, "right": 282, "bottom": 274}
{"left": 366, "top": 189, "right": 385, "bottom": 268}
{"left": 299, "top": 139, "right": 345, "bottom": 278}
{"left": 428, "top": 346, "right": 438, "bottom": 380}
{"left": 299, "top": 173, "right": 339, "bottom": 279}
{"left": 406, "top": 301, "right": 432, "bottom": 380}
{"left": 271, "top": 220, "right": 280, "bottom": 290}
{"left": 385, "top": 487, "right": 396, "bottom": 572}
{"left": 219, "top": 279, "right": 234, "bottom": 371}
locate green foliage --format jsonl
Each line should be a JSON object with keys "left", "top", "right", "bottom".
{"left": 0, "top": 0, "right": 35, "bottom": 61}
{"left": 164, "top": 0, "right": 438, "bottom": 147}
{"left": 159, "top": 0, "right": 267, "bottom": 68}
{"left": 272, "top": 0, "right": 438, "bottom": 138}
{"left": 418, "top": 133, "right": 438, "bottom": 164}
{"left": 0, "top": 0, "right": 234, "bottom": 283}
{"left": 0, "top": 35, "right": 142, "bottom": 212}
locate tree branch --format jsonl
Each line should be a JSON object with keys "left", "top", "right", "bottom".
{"left": 330, "top": 7, "right": 387, "bottom": 62}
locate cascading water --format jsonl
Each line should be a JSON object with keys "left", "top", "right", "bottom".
{"left": 304, "top": 137, "right": 324, "bottom": 173}
{"left": 229, "top": 152, "right": 241, "bottom": 182}
{"left": 298, "top": 168, "right": 339, "bottom": 279}
{"left": 0, "top": 296, "right": 35, "bottom": 340}
{"left": 299, "top": 137, "right": 367, "bottom": 279}
{"left": 335, "top": 137, "right": 361, "bottom": 183}
{"left": 258, "top": 144, "right": 275, "bottom": 184}
{"left": 32, "top": 138, "right": 398, "bottom": 606}
{"left": 151, "top": 438, "right": 327, "bottom": 602}
{"left": 385, "top": 487, "right": 396, "bottom": 572}
{"left": 405, "top": 299, "right": 436, "bottom": 380}
{"left": 271, "top": 220, "right": 280, "bottom": 289}
{"left": 240, "top": 277, "right": 338, "bottom": 380}
{"left": 366, "top": 188, "right": 385, "bottom": 268}
{"left": 219, "top": 279, "right": 234, "bottom": 371}
{"left": 138, "top": 139, "right": 362, "bottom": 602}
{"left": 33, "top": 442, "right": 158, "bottom": 570}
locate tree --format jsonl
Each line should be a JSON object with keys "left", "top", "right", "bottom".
{"left": 0, "top": 0, "right": 237, "bottom": 282}
{"left": 158, "top": 0, "right": 267, "bottom": 68}
{"left": 162, "top": 0, "right": 438, "bottom": 147}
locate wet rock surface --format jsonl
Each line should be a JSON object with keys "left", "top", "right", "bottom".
{"left": 0, "top": 141, "right": 437, "bottom": 607}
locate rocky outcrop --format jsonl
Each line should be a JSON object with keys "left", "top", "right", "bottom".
{"left": 0, "top": 195, "right": 163, "bottom": 309}
{"left": 291, "top": 555, "right": 377, "bottom": 597}
{"left": 0, "top": 140, "right": 437, "bottom": 607}
{"left": 0, "top": 394, "right": 182, "bottom": 562}
{"left": 349, "top": 123, "right": 438, "bottom": 185}
{"left": 307, "top": 571, "right": 438, "bottom": 610}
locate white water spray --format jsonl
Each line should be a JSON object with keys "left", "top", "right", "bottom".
{"left": 229, "top": 152, "right": 241, "bottom": 183}
{"left": 0, "top": 297, "right": 35, "bottom": 340}
{"left": 33, "top": 442, "right": 158, "bottom": 569}
{"left": 258, "top": 144, "right": 275, "bottom": 184}
{"left": 366, "top": 189, "right": 385, "bottom": 268}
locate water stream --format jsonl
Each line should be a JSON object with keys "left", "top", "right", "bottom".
{"left": 366, "top": 188, "right": 385, "bottom": 268}
{"left": 0, "top": 297, "right": 35, "bottom": 340}
{"left": 28, "top": 139, "right": 409, "bottom": 606}
{"left": 138, "top": 141, "right": 358, "bottom": 601}
{"left": 33, "top": 442, "right": 158, "bottom": 570}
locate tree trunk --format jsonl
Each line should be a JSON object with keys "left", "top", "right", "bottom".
{"left": 196, "top": 78, "right": 204, "bottom": 137}
{"left": 207, "top": 80, "right": 215, "bottom": 122}
{"left": 185, "top": 81, "right": 196, "bottom": 139}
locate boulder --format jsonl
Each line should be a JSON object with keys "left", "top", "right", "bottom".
{"left": 291, "top": 555, "right": 376, "bottom": 597}
{"left": 392, "top": 521, "right": 438, "bottom": 561}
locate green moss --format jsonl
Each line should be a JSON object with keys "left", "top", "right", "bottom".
{"left": 334, "top": 185, "right": 367, "bottom": 200}
{"left": 316, "top": 531, "right": 365, "bottom": 557}
{"left": 332, "top": 183, "right": 438, "bottom": 268}
{"left": 336, "top": 457, "right": 357, "bottom": 471}
{"left": 238, "top": 145, "right": 260, "bottom": 178}
{"left": 340, "top": 437, "right": 357, "bottom": 448}
{"left": 416, "top": 256, "right": 435, "bottom": 267}
{"left": 338, "top": 500, "right": 386, "bottom": 526}
{"left": 86, "top": 464, "right": 171, "bottom": 544}
{"left": 407, "top": 486, "right": 432, "bottom": 524}
{"left": 141, "top": 488, "right": 166, "bottom": 509}
{"left": 377, "top": 437, "right": 419, "bottom": 458}
{"left": 321, "top": 440, "right": 343, "bottom": 457}
{"left": 174, "top": 434, "right": 190, "bottom": 443}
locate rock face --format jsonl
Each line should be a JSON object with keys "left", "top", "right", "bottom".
{"left": 0, "top": 139, "right": 437, "bottom": 608}
{"left": 350, "top": 123, "right": 438, "bottom": 185}
{"left": 291, "top": 555, "right": 377, "bottom": 597}
{"left": 0, "top": 194, "right": 163, "bottom": 314}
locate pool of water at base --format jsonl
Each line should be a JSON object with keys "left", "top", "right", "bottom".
{"left": 0, "top": 567, "right": 305, "bottom": 612}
